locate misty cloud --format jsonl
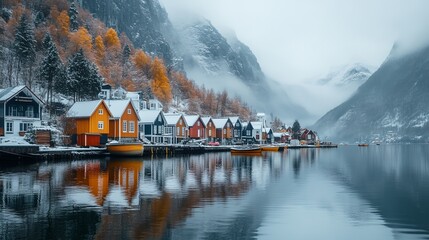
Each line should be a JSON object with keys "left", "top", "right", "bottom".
{"left": 160, "top": 0, "right": 429, "bottom": 123}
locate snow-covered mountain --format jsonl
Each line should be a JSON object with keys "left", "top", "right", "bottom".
{"left": 80, "top": 0, "right": 310, "bottom": 122}
{"left": 313, "top": 44, "right": 429, "bottom": 143}
{"left": 318, "top": 63, "right": 373, "bottom": 89}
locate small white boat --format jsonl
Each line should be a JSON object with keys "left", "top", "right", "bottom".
{"left": 231, "top": 145, "right": 262, "bottom": 155}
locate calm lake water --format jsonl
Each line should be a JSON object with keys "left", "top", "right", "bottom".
{"left": 1, "top": 145, "right": 429, "bottom": 240}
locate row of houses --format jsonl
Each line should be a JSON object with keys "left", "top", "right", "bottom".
{"left": 64, "top": 98, "right": 274, "bottom": 146}
{"left": 0, "top": 86, "right": 318, "bottom": 147}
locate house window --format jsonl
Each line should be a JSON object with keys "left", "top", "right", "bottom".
{"left": 179, "top": 119, "right": 182, "bottom": 124}
{"left": 122, "top": 120, "right": 127, "bottom": 132}
{"left": 177, "top": 127, "right": 180, "bottom": 135}
{"left": 209, "top": 129, "right": 212, "bottom": 136}
{"left": 197, "top": 129, "right": 201, "bottom": 137}
{"left": 154, "top": 126, "right": 157, "bottom": 134}
{"left": 98, "top": 121, "right": 104, "bottom": 130}
{"left": 158, "top": 115, "right": 161, "bottom": 121}
{"left": 9, "top": 106, "right": 18, "bottom": 116}
{"left": 19, "top": 123, "right": 33, "bottom": 132}
{"left": 129, "top": 121, "right": 135, "bottom": 133}
{"left": 25, "top": 106, "right": 34, "bottom": 118}
{"left": 209, "top": 122, "right": 211, "bottom": 127}
{"left": 158, "top": 125, "right": 162, "bottom": 134}
{"left": 223, "top": 129, "right": 226, "bottom": 134}
{"left": 247, "top": 130, "right": 251, "bottom": 136}
{"left": 98, "top": 109, "right": 103, "bottom": 115}
{"left": 6, "top": 122, "right": 13, "bottom": 133}
{"left": 197, "top": 121, "right": 200, "bottom": 126}
{"left": 236, "top": 123, "right": 239, "bottom": 127}
{"left": 165, "top": 127, "right": 172, "bottom": 135}
{"left": 128, "top": 109, "right": 131, "bottom": 114}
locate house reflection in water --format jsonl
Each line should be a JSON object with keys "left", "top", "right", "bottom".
{"left": 0, "top": 152, "right": 279, "bottom": 239}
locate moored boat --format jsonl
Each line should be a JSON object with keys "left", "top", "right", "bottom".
{"left": 231, "top": 145, "right": 262, "bottom": 155}
{"left": 358, "top": 143, "right": 369, "bottom": 147}
{"left": 260, "top": 145, "right": 280, "bottom": 151}
{"left": 106, "top": 141, "right": 144, "bottom": 157}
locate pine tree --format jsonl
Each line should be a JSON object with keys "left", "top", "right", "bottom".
{"left": 68, "top": 2, "right": 79, "bottom": 32}
{"left": 67, "top": 49, "right": 103, "bottom": 101}
{"left": 13, "top": 14, "right": 36, "bottom": 87}
{"left": 122, "top": 44, "right": 131, "bottom": 64}
{"left": 292, "top": 120, "right": 301, "bottom": 139}
{"left": 40, "top": 33, "right": 64, "bottom": 115}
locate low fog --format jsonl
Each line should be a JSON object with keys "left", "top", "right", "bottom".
{"left": 160, "top": 0, "right": 429, "bottom": 123}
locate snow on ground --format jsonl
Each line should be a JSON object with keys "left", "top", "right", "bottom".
{"left": 0, "top": 136, "right": 30, "bottom": 145}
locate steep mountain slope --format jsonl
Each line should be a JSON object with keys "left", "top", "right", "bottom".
{"left": 314, "top": 44, "right": 429, "bottom": 142}
{"left": 81, "top": 0, "right": 176, "bottom": 66}
{"left": 318, "top": 63, "right": 373, "bottom": 88}
{"left": 79, "top": 0, "right": 309, "bottom": 122}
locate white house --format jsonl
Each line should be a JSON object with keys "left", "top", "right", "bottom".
{"left": 0, "top": 86, "right": 44, "bottom": 137}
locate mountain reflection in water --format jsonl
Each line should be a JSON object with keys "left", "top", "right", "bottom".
{"left": 1, "top": 145, "right": 429, "bottom": 239}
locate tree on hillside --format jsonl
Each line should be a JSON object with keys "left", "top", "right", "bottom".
{"left": 104, "top": 28, "right": 121, "bottom": 52}
{"left": 66, "top": 49, "right": 102, "bottom": 101}
{"left": 68, "top": 2, "right": 79, "bottom": 32}
{"left": 292, "top": 120, "right": 301, "bottom": 139}
{"left": 13, "top": 14, "right": 36, "bottom": 88}
{"left": 94, "top": 35, "right": 105, "bottom": 64}
{"left": 40, "top": 33, "right": 64, "bottom": 115}
{"left": 151, "top": 57, "right": 172, "bottom": 108}
{"left": 271, "top": 117, "right": 283, "bottom": 131}
{"left": 69, "top": 26, "right": 92, "bottom": 56}
{"left": 122, "top": 44, "right": 131, "bottom": 64}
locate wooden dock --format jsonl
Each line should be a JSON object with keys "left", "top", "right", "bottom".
{"left": 143, "top": 144, "right": 231, "bottom": 157}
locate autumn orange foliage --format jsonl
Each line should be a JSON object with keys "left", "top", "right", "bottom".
{"left": 104, "top": 28, "right": 121, "bottom": 52}
{"left": 69, "top": 26, "right": 93, "bottom": 56}
{"left": 151, "top": 57, "right": 172, "bottom": 106}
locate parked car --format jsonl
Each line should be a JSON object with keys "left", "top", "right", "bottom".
{"left": 207, "top": 141, "right": 220, "bottom": 146}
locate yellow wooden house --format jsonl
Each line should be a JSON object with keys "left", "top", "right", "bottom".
{"left": 66, "top": 100, "right": 113, "bottom": 147}
{"left": 106, "top": 99, "right": 140, "bottom": 140}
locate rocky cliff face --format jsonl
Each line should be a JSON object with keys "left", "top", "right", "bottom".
{"left": 314, "top": 44, "right": 429, "bottom": 143}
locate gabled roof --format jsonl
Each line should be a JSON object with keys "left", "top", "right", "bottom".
{"left": 106, "top": 99, "right": 139, "bottom": 120}
{"left": 184, "top": 115, "right": 204, "bottom": 127}
{"left": 242, "top": 122, "right": 248, "bottom": 128}
{"left": 228, "top": 116, "right": 240, "bottom": 124}
{"left": 0, "top": 85, "right": 44, "bottom": 105}
{"left": 212, "top": 118, "right": 229, "bottom": 129}
{"left": 138, "top": 110, "right": 163, "bottom": 123}
{"left": 164, "top": 113, "right": 187, "bottom": 126}
{"left": 201, "top": 117, "right": 212, "bottom": 126}
{"left": 250, "top": 121, "right": 263, "bottom": 130}
{"left": 67, "top": 100, "right": 112, "bottom": 118}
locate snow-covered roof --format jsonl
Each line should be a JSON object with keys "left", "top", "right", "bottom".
{"left": 212, "top": 118, "right": 229, "bottom": 129}
{"left": 67, "top": 100, "right": 111, "bottom": 118}
{"left": 201, "top": 117, "right": 212, "bottom": 126}
{"left": 184, "top": 115, "right": 202, "bottom": 127}
{"left": 139, "top": 110, "right": 163, "bottom": 123}
{"left": 228, "top": 116, "right": 240, "bottom": 124}
{"left": 242, "top": 122, "right": 248, "bottom": 128}
{"left": 0, "top": 85, "right": 44, "bottom": 105}
{"left": 106, "top": 99, "right": 139, "bottom": 120}
{"left": 273, "top": 132, "right": 284, "bottom": 138}
{"left": 256, "top": 113, "right": 265, "bottom": 117}
{"left": 250, "top": 121, "right": 263, "bottom": 130}
{"left": 164, "top": 113, "right": 186, "bottom": 126}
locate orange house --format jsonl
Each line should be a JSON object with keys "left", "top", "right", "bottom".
{"left": 202, "top": 117, "right": 216, "bottom": 142}
{"left": 212, "top": 118, "right": 233, "bottom": 144}
{"left": 66, "top": 100, "right": 113, "bottom": 147}
{"left": 106, "top": 100, "right": 140, "bottom": 140}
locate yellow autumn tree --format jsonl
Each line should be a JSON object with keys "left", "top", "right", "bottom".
{"left": 151, "top": 57, "right": 172, "bottom": 105}
{"left": 57, "top": 10, "right": 69, "bottom": 38}
{"left": 94, "top": 35, "right": 105, "bottom": 64}
{"left": 133, "top": 49, "right": 151, "bottom": 77}
{"left": 69, "top": 26, "right": 93, "bottom": 56}
{"left": 104, "top": 28, "right": 121, "bottom": 52}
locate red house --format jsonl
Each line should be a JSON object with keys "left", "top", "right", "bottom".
{"left": 300, "top": 129, "right": 318, "bottom": 144}
{"left": 184, "top": 115, "right": 206, "bottom": 139}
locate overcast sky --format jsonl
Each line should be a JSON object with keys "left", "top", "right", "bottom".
{"left": 160, "top": 0, "right": 429, "bottom": 119}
